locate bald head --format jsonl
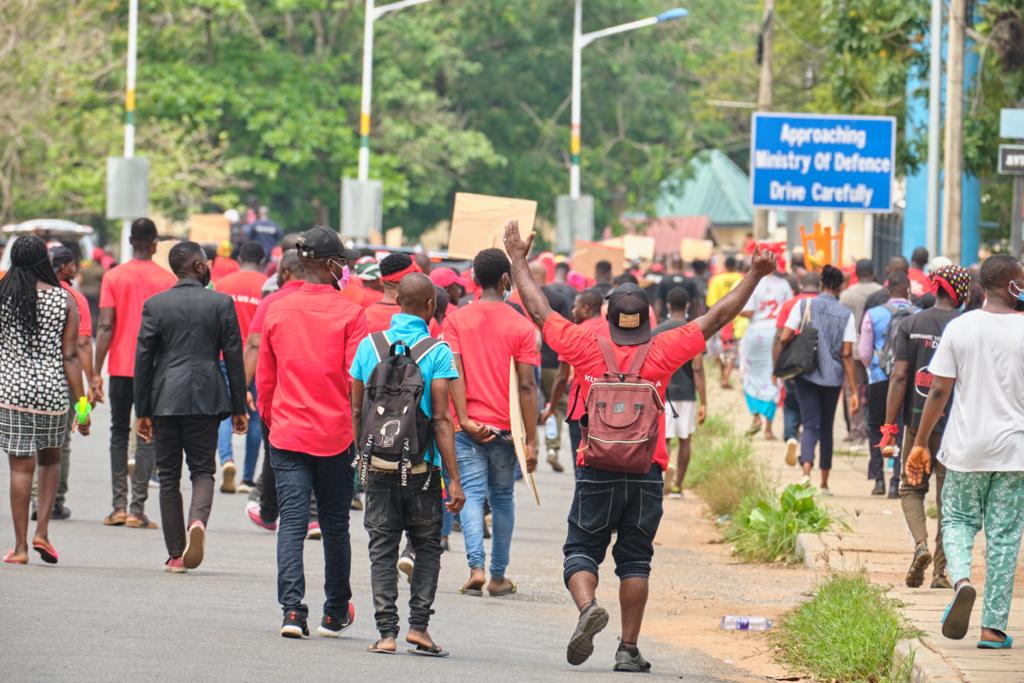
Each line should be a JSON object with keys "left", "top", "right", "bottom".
{"left": 397, "top": 272, "right": 436, "bottom": 323}
{"left": 529, "top": 260, "right": 547, "bottom": 287}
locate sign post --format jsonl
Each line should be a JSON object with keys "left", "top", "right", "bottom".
{"left": 749, "top": 113, "right": 896, "bottom": 214}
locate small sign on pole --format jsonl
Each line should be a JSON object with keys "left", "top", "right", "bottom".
{"left": 998, "top": 145, "right": 1024, "bottom": 175}
{"left": 106, "top": 157, "right": 150, "bottom": 220}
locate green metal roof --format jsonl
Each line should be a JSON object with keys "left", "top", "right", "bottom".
{"left": 655, "top": 149, "right": 753, "bottom": 226}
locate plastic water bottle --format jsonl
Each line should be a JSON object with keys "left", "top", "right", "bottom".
{"left": 545, "top": 415, "right": 558, "bottom": 440}
{"left": 720, "top": 616, "right": 773, "bottom": 631}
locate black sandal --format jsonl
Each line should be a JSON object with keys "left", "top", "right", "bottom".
{"left": 407, "top": 643, "right": 449, "bottom": 658}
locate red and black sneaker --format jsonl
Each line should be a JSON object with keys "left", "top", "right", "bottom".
{"left": 317, "top": 603, "right": 355, "bottom": 638}
{"left": 281, "top": 611, "right": 309, "bottom": 639}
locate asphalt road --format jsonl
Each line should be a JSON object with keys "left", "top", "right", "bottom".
{"left": 0, "top": 406, "right": 745, "bottom": 682}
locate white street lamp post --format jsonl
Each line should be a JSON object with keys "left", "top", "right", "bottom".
{"left": 119, "top": 0, "right": 139, "bottom": 262}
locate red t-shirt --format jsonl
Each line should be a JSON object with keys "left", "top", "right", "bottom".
{"left": 365, "top": 300, "right": 401, "bottom": 333}
{"left": 62, "top": 282, "right": 91, "bottom": 338}
{"left": 441, "top": 301, "right": 540, "bottom": 431}
{"left": 250, "top": 280, "right": 302, "bottom": 336}
{"left": 908, "top": 268, "right": 931, "bottom": 299}
{"left": 99, "top": 259, "right": 176, "bottom": 377}
{"left": 256, "top": 283, "right": 368, "bottom": 456}
{"left": 564, "top": 316, "right": 610, "bottom": 421}
{"left": 776, "top": 292, "right": 816, "bottom": 330}
{"left": 211, "top": 257, "right": 240, "bottom": 283}
{"left": 543, "top": 314, "right": 706, "bottom": 470}
{"left": 215, "top": 270, "right": 267, "bottom": 340}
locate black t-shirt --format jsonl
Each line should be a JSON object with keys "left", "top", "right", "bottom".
{"left": 654, "top": 319, "right": 696, "bottom": 401}
{"left": 592, "top": 282, "right": 613, "bottom": 298}
{"left": 893, "top": 306, "right": 960, "bottom": 431}
{"left": 540, "top": 285, "right": 573, "bottom": 368}
{"left": 657, "top": 273, "right": 703, "bottom": 318}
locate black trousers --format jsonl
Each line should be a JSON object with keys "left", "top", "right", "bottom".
{"left": 363, "top": 470, "right": 444, "bottom": 636}
{"left": 154, "top": 415, "right": 219, "bottom": 558}
{"left": 867, "top": 381, "right": 900, "bottom": 490}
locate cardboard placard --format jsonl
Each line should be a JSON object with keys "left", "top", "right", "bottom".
{"left": 154, "top": 240, "right": 179, "bottom": 274}
{"left": 448, "top": 192, "right": 537, "bottom": 259}
{"left": 679, "top": 238, "right": 714, "bottom": 263}
{"left": 188, "top": 214, "right": 230, "bottom": 245}
{"left": 385, "top": 227, "right": 404, "bottom": 248}
{"left": 572, "top": 240, "right": 626, "bottom": 278}
{"left": 601, "top": 235, "right": 655, "bottom": 261}
{"left": 509, "top": 359, "right": 540, "bottom": 506}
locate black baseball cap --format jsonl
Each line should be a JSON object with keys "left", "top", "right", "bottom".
{"left": 606, "top": 283, "right": 651, "bottom": 346}
{"left": 296, "top": 226, "right": 360, "bottom": 261}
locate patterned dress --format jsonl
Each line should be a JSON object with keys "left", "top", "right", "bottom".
{"left": 0, "top": 287, "right": 70, "bottom": 456}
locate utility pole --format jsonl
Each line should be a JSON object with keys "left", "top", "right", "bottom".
{"left": 753, "top": 0, "right": 774, "bottom": 240}
{"left": 924, "top": 0, "right": 942, "bottom": 257}
{"left": 942, "top": 0, "right": 965, "bottom": 262}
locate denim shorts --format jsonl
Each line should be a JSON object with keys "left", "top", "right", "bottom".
{"left": 562, "top": 464, "right": 664, "bottom": 584}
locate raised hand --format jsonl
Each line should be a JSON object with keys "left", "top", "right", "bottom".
{"left": 750, "top": 244, "right": 778, "bottom": 279}
{"left": 502, "top": 220, "right": 534, "bottom": 261}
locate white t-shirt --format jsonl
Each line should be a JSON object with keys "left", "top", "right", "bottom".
{"left": 928, "top": 310, "right": 1024, "bottom": 472}
{"left": 742, "top": 274, "right": 793, "bottom": 330}
{"left": 784, "top": 298, "right": 857, "bottom": 343}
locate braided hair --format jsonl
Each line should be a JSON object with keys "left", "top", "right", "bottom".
{"left": 0, "top": 235, "right": 62, "bottom": 336}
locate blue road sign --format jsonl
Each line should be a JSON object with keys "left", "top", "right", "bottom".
{"left": 750, "top": 113, "right": 896, "bottom": 212}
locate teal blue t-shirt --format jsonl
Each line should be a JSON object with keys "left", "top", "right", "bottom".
{"left": 349, "top": 313, "right": 458, "bottom": 466}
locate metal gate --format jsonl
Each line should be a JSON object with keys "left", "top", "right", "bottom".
{"left": 872, "top": 213, "right": 903, "bottom": 275}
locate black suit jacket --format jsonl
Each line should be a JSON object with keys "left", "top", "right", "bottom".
{"left": 134, "top": 279, "right": 246, "bottom": 419}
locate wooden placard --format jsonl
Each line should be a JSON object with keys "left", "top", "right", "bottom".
{"left": 601, "top": 235, "right": 655, "bottom": 261}
{"left": 385, "top": 227, "right": 404, "bottom": 248}
{"left": 448, "top": 192, "right": 537, "bottom": 259}
{"left": 680, "top": 238, "right": 714, "bottom": 263}
{"left": 509, "top": 359, "right": 540, "bottom": 506}
{"left": 573, "top": 240, "right": 626, "bottom": 278}
{"left": 188, "top": 214, "right": 231, "bottom": 245}
{"left": 154, "top": 239, "right": 179, "bottom": 274}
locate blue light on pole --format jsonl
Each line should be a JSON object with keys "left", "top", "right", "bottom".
{"left": 656, "top": 8, "right": 688, "bottom": 22}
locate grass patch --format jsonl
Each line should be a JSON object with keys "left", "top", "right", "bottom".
{"left": 683, "top": 416, "right": 773, "bottom": 517}
{"left": 771, "top": 572, "right": 920, "bottom": 683}
{"left": 727, "top": 484, "right": 838, "bottom": 563}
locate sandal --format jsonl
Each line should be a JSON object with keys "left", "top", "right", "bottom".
{"left": 941, "top": 582, "right": 977, "bottom": 640}
{"left": 407, "top": 643, "right": 449, "bottom": 658}
{"left": 32, "top": 539, "right": 58, "bottom": 564}
{"left": 459, "top": 577, "right": 484, "bottom": 597}
{"left": 125, "top": 514, "right": 158, "bottom": 529}
{"left": 488, "top": 579, "right": 518, "bottom": 597}
{"left": 103, "top": 510, "right": 127, "bottom": 526}
{"left": 3, "top": 549, "right": 27, "bottom": 565}
{"left": 367, "top": 639, "right": 397, "bottom": 655}
{"left": 977, "top": 631, "right": 1014, "bottom": 650}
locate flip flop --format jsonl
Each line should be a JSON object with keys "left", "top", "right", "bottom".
{"left": 125, "top": 515, "right": 158, "bottom": 529}
{"left": 367, "top": 640, "right": 397, "bottom": 655}
{"left": 32, "top": 540, "right": 58, "bottom": 564}
{"left": 407, "top": 643, "right": 449, "bottom": 658}
{"left": 459, "top": 579, "right": 484, "bottom": 597}
{"left": 3, "top": 549, "right": 27, "bottom": 565}
{"left": 977, "top": 633, "right": 1014, "bottom": 650}
{"left": 103, "top": 511, "right": 127, "bottom": 526}
{"left": 745, "top": 425, "right": 762, "bottom": 437}
{"left": 941, "top": 582, "right": 977, "bottom": 640}
{"left": 488, "top": 579, "right": 518, "bottom": 597}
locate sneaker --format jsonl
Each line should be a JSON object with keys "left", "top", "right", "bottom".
{"left": 350, "top": 493, "right": 364, "bottom": 511}
{"left": 317, "top": 603, "right": 355, "bottom": 638}
{"left": 165, "top": 557, "right": 187, "bottom": 574}
{"left": 547, "top": 450, "right": 564, "bottom": 473}
{"left": 669, "top": 486, "right": 683, "bottom": 500}
{"left": 246, "top": 502, "right": 277, "bottom": 532}
{"left": 566, "top": 600, "right": 609, "bottom": 666}
{"left": 182, "top": 521, "right": 206, "bottom": 570}
{"left": 871, "top": 479, "right": 885, "bottom": 496}
{"left": 237, "top": 481, "right": 253, "bottom": 494}
{"left": 800, "top": 475, "right": 812, "bottom": 487}
{"left": 613, "top": 642, "right": 652, "bottom": 673}
{"left": 785, "top": 438, "right": 798, "bottom": 466}
{"left": 221, "top": 461, "right": 237, "bottom": 493}
{"left": 905, "top": 543, "right": 932, "bottom": 588}
{"left": 306, "top": 521, "right": 321, "bottom": 540}
{"left": 931, "top": 574, "right": 953, "bottom": 590}
{"left": 819, "top": 487, "right": 834, "bottom": 497}
{"left": 51, "top": 504, "right": 72, "bottom": 520}
{"left": 398, "top": 549, "right": 415, "bottom": 584}
{"left": 281, "top": 611, "right": 309, "bottom": 639}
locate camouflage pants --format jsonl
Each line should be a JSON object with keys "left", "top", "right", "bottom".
{"left": 942, "top": 469, "right": 1024, "bottom": 631}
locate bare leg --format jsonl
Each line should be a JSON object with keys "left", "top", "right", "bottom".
{"left": 8, "top": 454, "right": 36, "bottom": 560}
{"left": 619, "top": 577, "right": 649, "bottom": 645}
{"left": 802, "top": 461, "right": 813, "bottom": 477}
{"left": 567, "top": 570, "right": 598, "bottom": 611}
{"left": 673, "top": 438, "right": 691, "bottom": 490}
{"left": 820, "top": 469, "right": 831, "bottom": 490}
{"left": 34, "top": 448, "right": 61, "bottom": 544}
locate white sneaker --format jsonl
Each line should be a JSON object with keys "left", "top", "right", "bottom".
{"left": 237, "top": 482, "right": 252, "bottom": 494}
{"left": 220, "top": 461, "right": 237, "bottom": 493}
{"left": 785, "top": 438, "right": 798, "bottom": 467}
{"left": 397, "top": 552, "right": 415, "bottom": 583}
{"left": 800, "top": 475, "right": 812, "bottom": 487}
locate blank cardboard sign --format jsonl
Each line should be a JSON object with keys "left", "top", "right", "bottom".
{"left": 573, "top": 240, "right": 626, "bottom": 278}
{"left": 385, "top": 227, "right": 404, "bottom": 248}
{"left": 680, "top": 238, "right": 714, "bottom": 263}
{"left": 154, "top": 240, "right": 179, "bottom": 274}
{"left": 189, "top": 214, "right": 231, "bottom": 245}
{"left": 448, "top": 193, "right": 537, "bottom": 259}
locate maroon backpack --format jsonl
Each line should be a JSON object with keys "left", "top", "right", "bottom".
{"left": 580, "top": 337, "right": 664, "bottom": 473}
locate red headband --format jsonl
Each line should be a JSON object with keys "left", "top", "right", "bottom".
{"left": 381, "top": 261, "right": 422, "bottom": 283}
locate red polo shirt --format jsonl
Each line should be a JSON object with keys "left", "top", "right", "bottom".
{"left": 249, "top": 280, "right": 303, "bottom": 336}
{"left": 365, "top": 300, "right": 401, "bottom": 333}
{"left": 216, "top": 269, "right": 267, "bottom": 339}
{"left": 543, "top": 314, "right": 706, "bottom": 470}
{"left": 256, "top": 283, "right": 368, "bottom": 456}
{"left": 62, "top": 282, "right": 91, "bottom": 338}
{"left": 98, "top": 259, "right": 176, "bottom": 377}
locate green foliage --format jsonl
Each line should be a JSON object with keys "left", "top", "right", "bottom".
{"left": 727, "top": 483, "right": 837, "bottom": 563}
{"left": 770, "top": 572, "right": 920, "bottom": 682}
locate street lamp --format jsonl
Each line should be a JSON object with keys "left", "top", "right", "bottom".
{"left": 569, "top": 2, "right": 688, "bottom": 199}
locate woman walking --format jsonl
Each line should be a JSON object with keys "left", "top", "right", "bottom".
{"left": 777, "top": 265, "right": 858, "bottom": 493}
{"left": 1, "top": 236, "right": 90, "bottom": 564}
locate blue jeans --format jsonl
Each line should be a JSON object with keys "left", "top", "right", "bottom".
{"left": 783, "top": 379, "right": 802, "bottom": 442}
{"left": 455, "top": 432, "right": 516, "bottom": 577}
{"left": 217, "top": 362, "right": 262, "bottom": 482}
{"left": 270, "top": 446, "right": 354, "bottom": 620}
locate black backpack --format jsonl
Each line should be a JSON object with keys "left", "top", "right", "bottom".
{"left": 355, "top": 333, "right": 441, "bottom": 487}
{"left": 877, "top": 304, "right": 915, "bottom": 377}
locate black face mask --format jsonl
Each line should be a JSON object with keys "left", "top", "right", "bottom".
{"left": 198, "top": 264, "right": 211, "bottom": 288}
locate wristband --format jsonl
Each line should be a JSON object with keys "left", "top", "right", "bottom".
{"left": 75, "top": 396, "right": 91, "bottom": 425}
{"left": 879, "top": 424, "right": 899, "bottom": 437}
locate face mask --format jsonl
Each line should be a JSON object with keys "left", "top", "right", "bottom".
{"left": 1010, "top": 281, "right": 1024, "bottom": 303}
{"left": 198, "top": 264, "right": 212, "bottom": 288}
{"left": 328, "top": 261, "right": 349, "bottom": 290}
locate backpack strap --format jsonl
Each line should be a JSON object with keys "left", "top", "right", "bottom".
{"left": 627, "top": 342, "right": 652, "bottom": 375}
{"left": 409, "top": 336, "right": 442, "bottom": 364}
{"left": 370, "top": 332, "right": 392, "bottom": 362}
{"left": 596, "top": 336, "right": 623, "bottom": 377}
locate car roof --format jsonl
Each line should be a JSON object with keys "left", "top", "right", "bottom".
{"left": 2, "top": 219, "right": 94, "bottom": 236}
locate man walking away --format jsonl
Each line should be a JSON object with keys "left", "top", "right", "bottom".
{"left": 861, "top": 273, "right": 916, "bottom": 497}
{"left": 215, "top": 241, "right": 268, "bottom": 493}
{"left": 506, "top": 221, "right": 777, "bottom": 673}
{"left": 257, "top": 227, "right": 365, "bottom": 639}
{"left": 92, "top": 218, "right": 175, "bottom": 529}
{"left": 839, "top": 259, "right": 881, "bottom": 445}
{"left": 883, "top": 265, "right": 970, "bottom": 590}
{"left": 906, "top": 255, "right": 1024, "bottom": 648}
{"left": 350, "top": 273, "right": 466, "bottom": 656}
{"left": 908, "top": 247, "right": 932, "bottom": 300}
{"left": 366, "top": 253, "right": 418, "bottom": 332}
{"left": 442, "top": 248, "right": 539, "bottom": 598}
{"left": 657, "top": 287, "right": 706, "bottom": 498}
{"left": 134, "top": 242, "right": 248, "bottom": 572}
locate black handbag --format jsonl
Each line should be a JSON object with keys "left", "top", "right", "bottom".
{"left": 774, "top": 299, "right": 819, "bottom": 380}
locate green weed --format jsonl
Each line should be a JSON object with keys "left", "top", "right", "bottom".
{"left": 727, "top": 483, "right": 837, "bottom": 563}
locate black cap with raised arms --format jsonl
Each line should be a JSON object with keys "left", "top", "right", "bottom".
{"left": 605, "top": 283, "right": 651, "bottom": 346}
{"left": 296, "top": 226, "right": 360, "bottom": 261}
